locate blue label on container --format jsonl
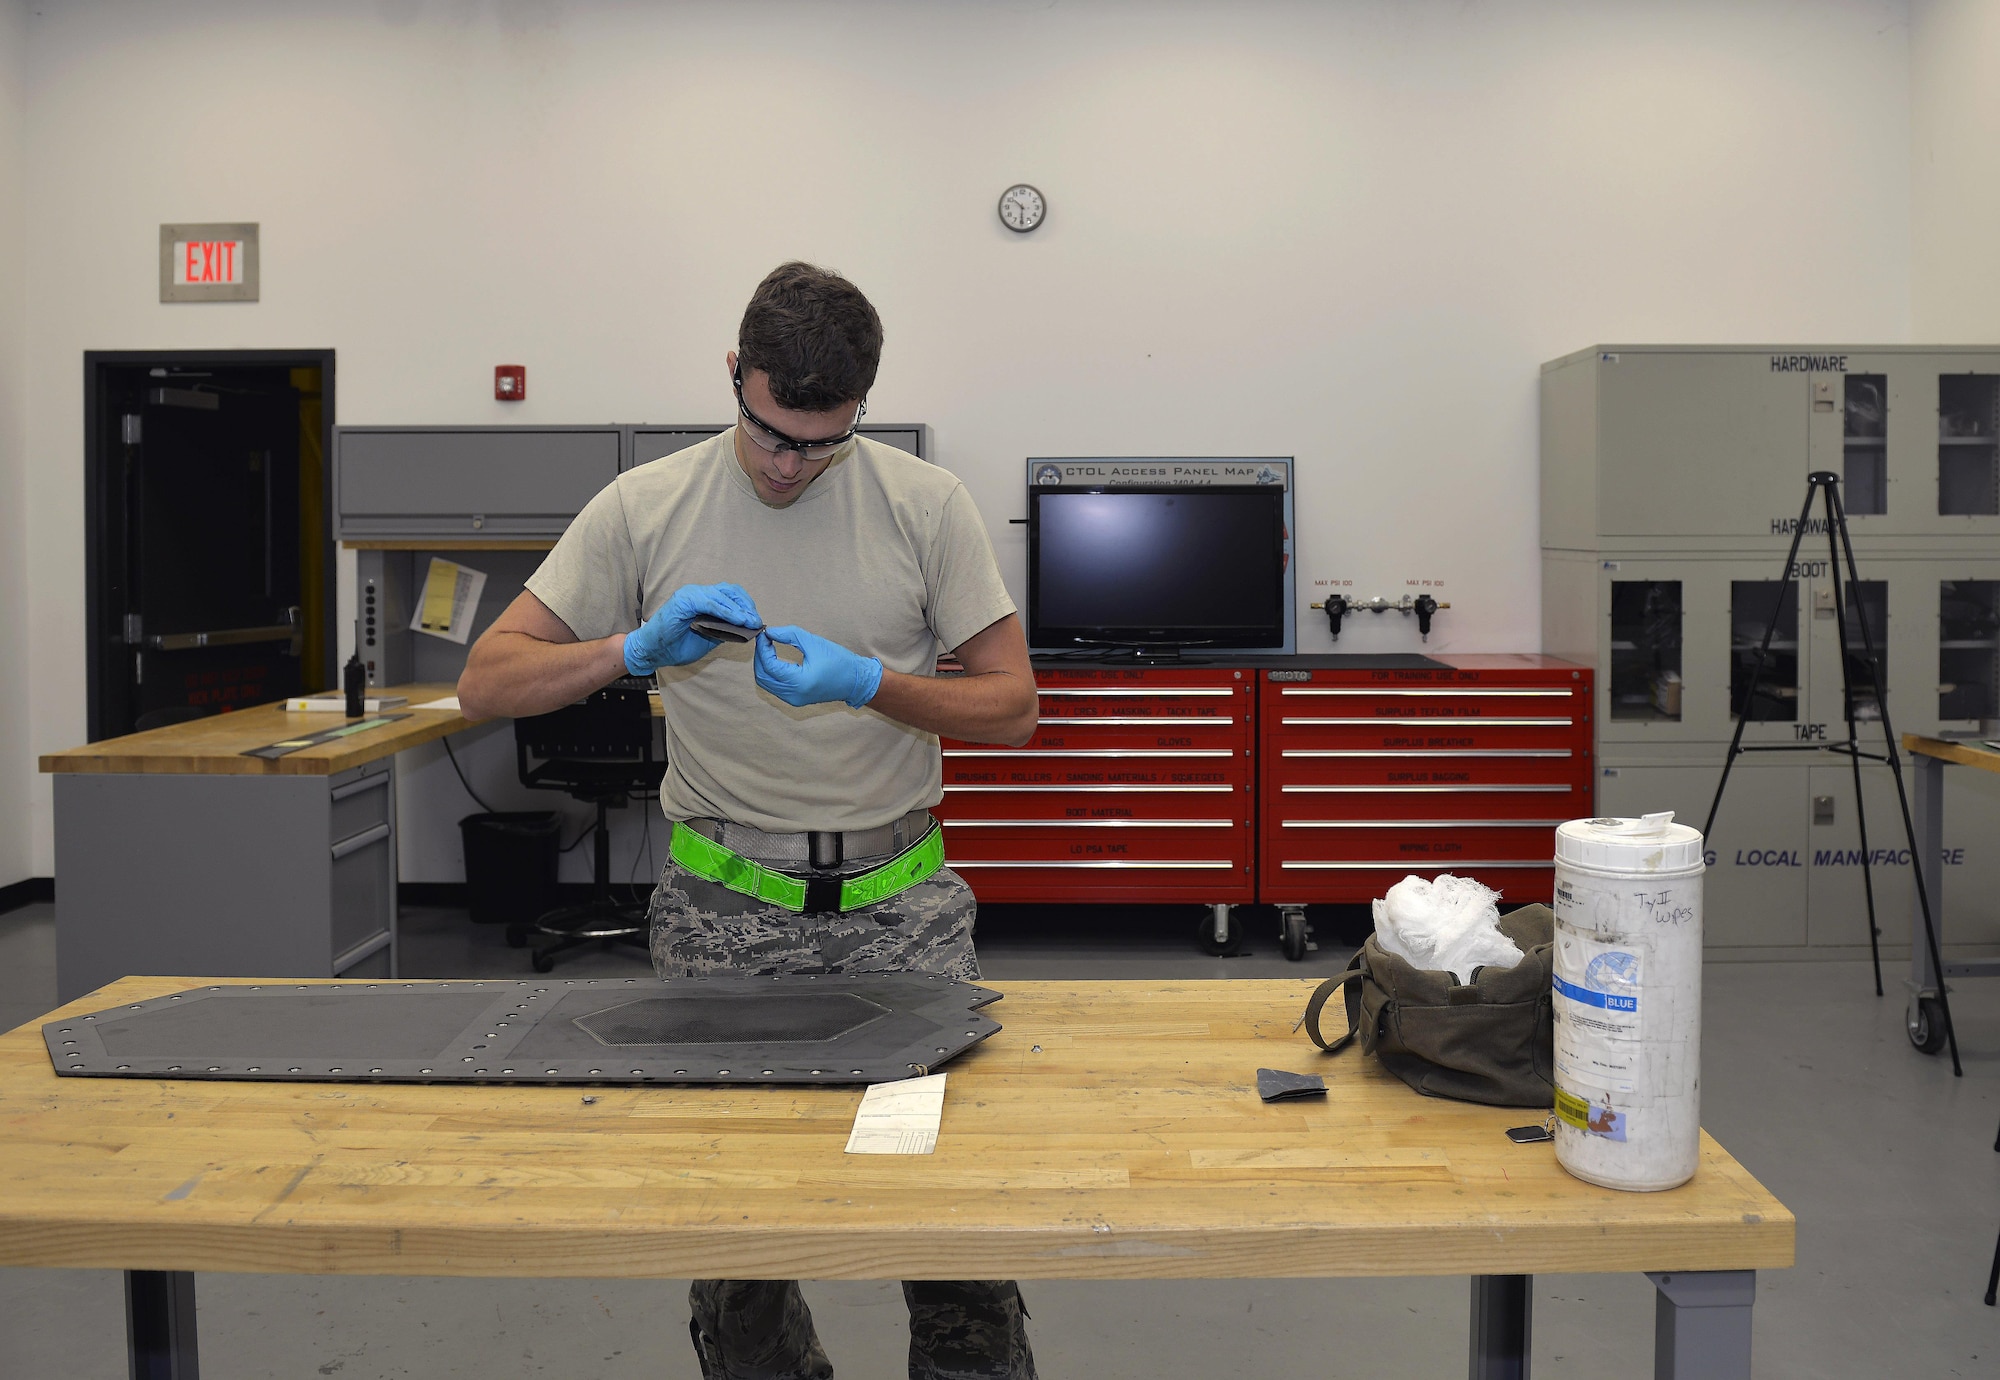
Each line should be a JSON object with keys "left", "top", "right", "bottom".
{"left": 1553, "top": 973, "right": 1639, "bottom": 1012}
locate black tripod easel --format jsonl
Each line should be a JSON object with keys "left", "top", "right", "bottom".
{"left": 1703, "top": 471, "right": 1962, "bottom": 1078}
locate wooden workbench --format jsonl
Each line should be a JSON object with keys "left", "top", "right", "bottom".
{"left": 1902, "top": 734, "right": 2000, "bottom": 776}
{"left": 37, "top": 684, "right": 666, "bottom": 1003}
{"left": 38, "top": 685, "right": 485, "bottom": 1000}
{"left": 39, "top": 682, "right": 474, "bottom": 776}
{"left": 1900, "top": 735, "right": 2000, "bottom": 1054}
{"left": 0, "top": 977, "right": 1791, "bottom": 1376}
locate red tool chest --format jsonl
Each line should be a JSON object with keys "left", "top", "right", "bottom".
{"left": 1257, "top": 656, "right": 1593, "bottom": 907}
{"left": 934, "top": 665, "right": 1257, "bottom": 905}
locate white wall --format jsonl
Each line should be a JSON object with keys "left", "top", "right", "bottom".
{"left": 18, "top": 0, "right": 1920, "bottom": 878}
{"left": 0, "top": 0, "right": 28, "bottom": 889}
{"left": 1912, "top": 0, "right": 2000, "bottom": 337}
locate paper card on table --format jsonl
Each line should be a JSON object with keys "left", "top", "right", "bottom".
{"left": 411, "top": 559, "right": 487, "bottom": 644}
{"left": 844, "top": 1072, "right": 946, "bottom": 1155}
{"left": 283, "top": 695, "right": 408, "bottom": 712}
{"left": 415, "top": 696, "right": 462, "bottom": 710}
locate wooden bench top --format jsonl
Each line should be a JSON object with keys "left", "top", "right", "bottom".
{"left": 1904, "top": 733, "right": 2000, "bottom": 775}
{"left": 38, "top": 684, "right": 474, "bottom": 777}
{"left": 0, "top": 977, "right": 1794, "bottom": 1282}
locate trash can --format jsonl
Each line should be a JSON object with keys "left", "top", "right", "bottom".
{"left": 459, "top": 812, "right": 561, "bottom": 926}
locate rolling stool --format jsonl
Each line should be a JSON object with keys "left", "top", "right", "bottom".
{"left": 509, "top": 682, "right": 661, "bottom": 973}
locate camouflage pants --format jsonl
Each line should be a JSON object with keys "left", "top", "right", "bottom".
{"left": 645, "top": 847, "right": 981, "bottom": 981}
{"left": 648, "top": 846, "right": 1034, "bottom": 1379}
{"left": 687, "top": 1279, "right": 1035, "bottom": 1380}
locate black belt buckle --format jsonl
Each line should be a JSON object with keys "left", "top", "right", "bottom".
{"left": 803, "top": 831, "right": 845, "bottom": 914}
{"left": 802, "top": 875, "right": 843, "bottom": 915}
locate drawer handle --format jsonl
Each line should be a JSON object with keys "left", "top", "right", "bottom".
{"left": 950, "top": 859, "right": 1236, "bottom": 870}
{"left": 1280, "top": 717, "right": 1574, "bottom": 727}
{"left": 942, "top": 784, "right": 1237, "bottom": 794}
{"left": 943, "top": 818, "right": 1234, "bottom": 828}
{"left": 1038, "top": 688, "right": 1235, "bottom": 698}
{"left": 1280, "top": 859, "right": 1554, "bottom": 870}
{"left": 1279, "top": 688, "right": 1572, "bottom": 698}
{"left": 1282, "top": 750, "right": 1573, "bottom": 759}
{"left": 333, "top": 930, "right": 393, "bottom": 971}
{"left": 1280, "top": 784, "right": 1572, "bottom": 794}
{"left": 1038, "top": 716, "right": 1235, "bottom": 727}
{"left": 330, "top": 772, "right": 391, "bottom": 802}
{"left": 331, "top": 822, "right": 393, "bottom": 859}
{"left": 1281, "top": 819, "right": 1567, "bottom": 829}
{"left": 944, "top": 749, "right": 1235, "bottom": 759}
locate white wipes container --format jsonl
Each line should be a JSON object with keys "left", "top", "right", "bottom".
{"left": 1551, "top": 812, "right": 1705, "bottom": 1192}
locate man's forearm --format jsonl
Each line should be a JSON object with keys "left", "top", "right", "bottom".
{"left": 869, "top": 667, "right": 1038, "bottom": 747}
{"left": 458, "top": 631, "right": 630, "bottom": 720}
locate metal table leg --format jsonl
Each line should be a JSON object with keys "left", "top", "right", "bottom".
{"left": 1469, "top": 1274, "right": 1530, "bottom": 1379}
{"left": 1647, "top": 1270, "right": 1753, "bottom": 1380}
{"left": 126, "top": 1270, "right": 199, "bottom": 1380}
{"left": 1907, "top": 754, "right": 1946, "bottom": 1041}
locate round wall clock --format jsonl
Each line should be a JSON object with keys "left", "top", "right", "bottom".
{"left": 998, "top": 184, "right": 1046, "bottom": 233}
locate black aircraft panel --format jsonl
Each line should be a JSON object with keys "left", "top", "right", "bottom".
{"left": 47, "top": 975, "right": 1001, "bottom": 1085}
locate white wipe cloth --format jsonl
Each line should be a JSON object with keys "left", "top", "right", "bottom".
{"left": 1371, "top": 874, "right": 1524, "bottom": 981}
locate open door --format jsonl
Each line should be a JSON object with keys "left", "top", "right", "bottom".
{"left": 86, "top": 351, "right": 335, "bottom": 740}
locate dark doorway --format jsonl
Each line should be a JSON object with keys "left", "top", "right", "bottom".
{"left": 85, "top": 350, "right": 336, "bottom": 741}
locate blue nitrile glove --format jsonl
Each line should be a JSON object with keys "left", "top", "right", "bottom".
{"left": 753, "top": 625, "right": 884, "bottom": 709}
{"left": 623, "top": 583, "right": 763, "bottom": 675}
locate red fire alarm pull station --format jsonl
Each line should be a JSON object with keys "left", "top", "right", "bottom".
{"left": 494, "top": 365, "right": 526, "bottom": 401}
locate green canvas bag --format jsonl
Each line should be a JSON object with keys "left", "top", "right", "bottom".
{"left": 1299, "top": 902, "right": 1556, "bottom": 1108}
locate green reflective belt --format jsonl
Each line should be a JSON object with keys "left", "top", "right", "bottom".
{"left": 669, "top": 821, "right": 946, "bottom": 915}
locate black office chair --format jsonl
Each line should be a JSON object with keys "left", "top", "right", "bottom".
{"left": 509, "top": 682, "right": 662, "bottom": 973}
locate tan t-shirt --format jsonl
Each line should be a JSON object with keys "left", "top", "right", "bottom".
{"left": 525, "top": 431, "right": 1016, "bottom": 833}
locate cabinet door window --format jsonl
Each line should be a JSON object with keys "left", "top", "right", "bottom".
{"left": 1610, "top": 581, "right": 1682, "bottom": 722}
{"left": 1940, "top": 580, "right": 2000, "bottom": 721}
{"left": 1730, "top": 581, "right": 1798, "bottom": 722}
{"left": 1938, "top": 375, "right": 1999, "bottom": 516}
{"left": 1843, "top": 374, "right": 1887, "bottom": 515}
{"left": 1837, "top": 580, "right": 1887, "bottom": 722}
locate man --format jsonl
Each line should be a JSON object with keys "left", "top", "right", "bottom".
{"left": 458, "top": 261, "right": 1040, "bottom": 1380}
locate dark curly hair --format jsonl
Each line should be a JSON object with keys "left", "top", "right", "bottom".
{"left": 736, "top": 261, "right": 883, "bottom": 411}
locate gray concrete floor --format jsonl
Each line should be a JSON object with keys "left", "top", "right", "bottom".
{"left": 2, "top": 898, "right": 1997, "bottom": 1378}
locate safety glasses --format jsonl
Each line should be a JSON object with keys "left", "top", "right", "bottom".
{"left": 732, "top": 362, "right": 866, "bottom": 460}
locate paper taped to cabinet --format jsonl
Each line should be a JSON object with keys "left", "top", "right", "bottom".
{"left": 411, "top": 558, "right": 487, "bottom": 644}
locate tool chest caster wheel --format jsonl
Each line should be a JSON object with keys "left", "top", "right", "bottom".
{"left": 1908, "top": 994, "right": 1948, "bottom": 1054}
{"left": 1199, "top": 904, "right": 1234, "bottom": 955}
{"left": 1281, "top": 908, "right": 1309, "bottom": 962}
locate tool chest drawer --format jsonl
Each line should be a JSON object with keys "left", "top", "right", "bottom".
{"left": 998, "top": 720, "right": 1248, "bottom": 752}
{"left": 1273, "top": 727, "right": 1582, "bottom": 756}
{"left": 936, "top": 666, "right": 1256, "bottom": 905}
{"left": 1273, "top": 761, "right": 1586, "bottom": 817}
{"left": 1258, "top": 659, "right": 1593, "bottom": 905}
{"left": 1269, "top": 820, "right": 1566, "bottom": 862}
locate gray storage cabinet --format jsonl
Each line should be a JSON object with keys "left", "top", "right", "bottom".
{"left": 341, "top": 423, "right": 931, "bottom": 688}
{"left": 335, "top": 426, "right": 623, "bottom": 539}
{"left": 54, "top": 759, "right": 397, "bottom": 1004}
{"left": 1542, "top": 344, "right": 2000, "bottom": 958}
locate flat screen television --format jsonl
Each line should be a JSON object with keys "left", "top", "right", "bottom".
{"left": 1028, "top": 485, "right": 1288, "bottom": 651}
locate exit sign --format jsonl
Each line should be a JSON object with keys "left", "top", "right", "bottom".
{"left": 159, "top": 222, "right": 259, "bottom": 302}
